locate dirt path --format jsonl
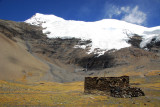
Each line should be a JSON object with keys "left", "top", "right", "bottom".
{"left": 25, "top": 41, "right": 84, "bottom": 83}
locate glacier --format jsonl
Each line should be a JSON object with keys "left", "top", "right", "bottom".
{"left": 25, "top": 13, "right": 160, "bottom": 55}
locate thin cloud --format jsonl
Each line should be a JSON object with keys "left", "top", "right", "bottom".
{"left": 104, "top": 5, "right": 121, "bottom": 18}
{"left": 121, "top": 6, "right": 146, "bottom": 25}
{"left": 121, "top": 6, "right": 130, "bottom": 13}
{"left": 103, "top": 5, "right": 147, "bottom": 25}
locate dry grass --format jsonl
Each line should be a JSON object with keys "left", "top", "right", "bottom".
{"left": 0, "top": 75, "right": 160, "bottom": 107}
{"left": 145, "top": 70, "right": 160, "bottom": 76}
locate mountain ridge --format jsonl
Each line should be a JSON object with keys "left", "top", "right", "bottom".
{"left": 25, "top": 13, "right": 160, "bottom": 55}
{"left": 0, "top": 18, "right": 160, "bottom": 82}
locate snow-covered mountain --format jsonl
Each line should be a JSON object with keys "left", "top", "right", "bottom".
{"left": 25, "top": 13, "right": 160, "bottom": 55}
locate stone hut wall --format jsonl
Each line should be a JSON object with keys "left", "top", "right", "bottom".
{"left": 84, "top": 76, "right": 129, "bottom": 93}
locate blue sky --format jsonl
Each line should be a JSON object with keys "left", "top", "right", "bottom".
{"left": 0, "top": 0, "right": 160, "bottom": 27}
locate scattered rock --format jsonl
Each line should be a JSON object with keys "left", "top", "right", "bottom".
{"left": 110, "top": 87, "right": 145, "bottom": 98}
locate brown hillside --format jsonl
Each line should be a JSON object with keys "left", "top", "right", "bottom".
{"left": 0, "top": 33, "right": 49, "bottom": 82}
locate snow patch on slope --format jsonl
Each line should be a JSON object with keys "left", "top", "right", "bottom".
{"left": 140, "top": 34, "right": 160, "bottom": 48}
{"left": 25, "top": 13, "right": 160, "bottom": 55}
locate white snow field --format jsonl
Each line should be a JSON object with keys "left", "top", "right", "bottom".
{"left": 25, "top": 13, "right": 160, "bottom": 55}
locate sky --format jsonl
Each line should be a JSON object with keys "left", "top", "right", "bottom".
{"left": 0, "top": 0, "right": 160, "bottom": 27}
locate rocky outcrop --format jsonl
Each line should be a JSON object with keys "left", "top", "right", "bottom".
{"left": 0, "top": 19, "right": 45, "bottom": 40}
{"left": 127, "top": 34, "right": 142, "bottom": 48}
{"left": 127, "top": 33, "right": 160, "bottom": 54}
{"left": 75, "top": 53, "right": 114, "bottom": 70}
{"left": 144, "top": 36, "right": 160, "bottom": 53}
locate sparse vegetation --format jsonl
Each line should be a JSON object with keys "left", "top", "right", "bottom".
{"left": 0, "top": 74, "right": 160, "bottom": 106}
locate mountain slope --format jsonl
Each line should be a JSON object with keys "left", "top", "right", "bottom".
{"left": 0, "top": 32, "right": 49, "bottom": 82}
{"left": 0, "top": 19, "right": 85, "bottom": 82}
{"left": 0, "top": 16, "right": 160, "bottom": 82}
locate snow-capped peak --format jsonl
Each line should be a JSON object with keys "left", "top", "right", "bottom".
{"left": 26, "top": 13, "right": 64, "bottom": 26}
{"left": 25, "top": 13, "right": 160, "bottom": 55}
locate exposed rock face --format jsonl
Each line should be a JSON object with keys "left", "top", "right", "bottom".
{"left": 127, "top": 34, "right": 142, "bottom": 48}
{"left": 84, "top": 76, "right": 145, "bottom": 98}
{"left": 76, "top": 53, "right": 114, "bottom": 70}
{"left": 32, "top": 37, "right": 90, "bottom": 64}
{"left": 145, "top": 36, "right": 160, "bottom": 53}
{"left": 127, "top": 33, "right": 160, "bottom": 54}
{"left": 0, "top": 19, "right": 44, "bottom": 40}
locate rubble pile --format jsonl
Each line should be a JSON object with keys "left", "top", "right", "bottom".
{"left": 110, "top": 86, "right": 145, "bottom": 98}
